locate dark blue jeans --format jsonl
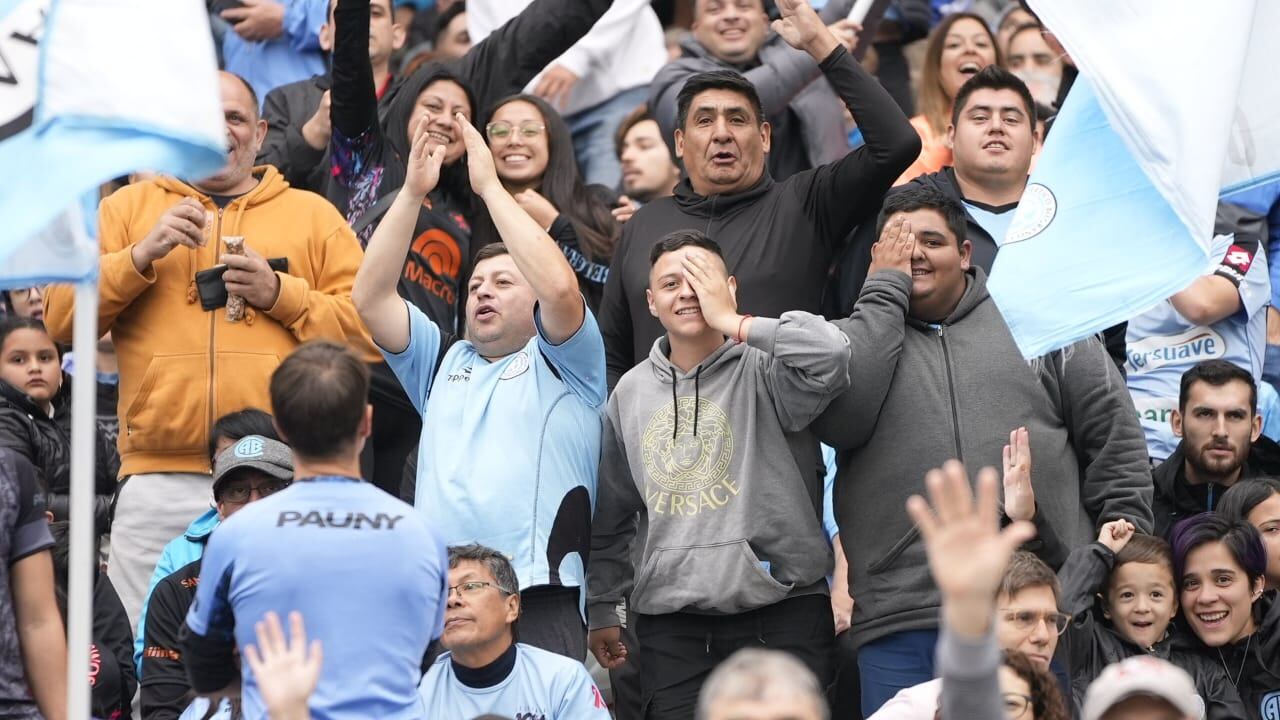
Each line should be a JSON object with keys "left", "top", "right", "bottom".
{"left": 857, "top": 629, "right": 939, "bottom": 717}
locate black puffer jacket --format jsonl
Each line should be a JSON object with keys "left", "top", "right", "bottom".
{"left": 0, "top": 377, "right": 116, "bottom": 532}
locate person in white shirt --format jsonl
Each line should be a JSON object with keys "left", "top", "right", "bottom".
{"left": 418, "top": 544, "right": 610, "bottom": 720}
{"left": 466, "top": 0, "right": 664, "bottom": 187}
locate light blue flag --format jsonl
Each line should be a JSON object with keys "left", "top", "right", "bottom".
{"left": 986, "top": 77, "right": 1208, "bottom": 359}
{"left": 987, "top": 0, "right": 1280, "bottom": 360}
{"left": 0, "top": 0, "right": 226, "bottom": 290}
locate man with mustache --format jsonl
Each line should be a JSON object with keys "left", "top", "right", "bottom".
{"left": 1152, "top": 361, "right": 1280, "bottom": 538}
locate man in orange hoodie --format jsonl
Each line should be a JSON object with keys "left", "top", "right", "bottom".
{"left": 43, "top": 71, "right": 374, "bottom": 632}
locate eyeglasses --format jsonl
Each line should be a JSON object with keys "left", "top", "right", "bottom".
{"left": 1002, "top": 692, "right": 1032, "bottom": 719}
{"left": 999, "top": 608, "right": 1072, "bottom": 635}
{"left": 218, "top": 479, "right": 291, "bottom": 504}
{"left": 447, "top": 580, "right": 514, "bottom": 599}
{"left": 485, "top": 120, "right": 545, "bottom": 140}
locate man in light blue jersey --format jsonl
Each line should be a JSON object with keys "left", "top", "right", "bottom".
{"left": 419, "top": 544, "right": 609, "bottom": 719}
{"left": 352, "top": 111, "right": 606, "bottom": 660}
{"left": 181, "top": 342, "right": 449, "bottom": 719}
{"left": 1127, "top": 202, "right": 1272, "bottom": 462}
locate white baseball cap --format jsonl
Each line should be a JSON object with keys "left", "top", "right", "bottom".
{"left": 1082, "top": 656, "right": 1202, "bottom": 720}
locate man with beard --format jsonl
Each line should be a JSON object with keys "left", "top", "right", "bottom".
{"left": 1152, "top": 360, "right": 1280, "bottom": 538}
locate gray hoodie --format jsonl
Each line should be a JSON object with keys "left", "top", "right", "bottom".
{"left": 815, "top": 269, "right": 1154, "bottom": 650}
{"left": 588, "top": 312, "right": 850, "bottom": 627}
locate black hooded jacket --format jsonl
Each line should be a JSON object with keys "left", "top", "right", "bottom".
{"left": 0, "top": 378, "right": 116, "bottom": 532}
{"left": 599, "top": 45, "right": 919, "bottom": 387}
{"left": 1059, "top": 543, "right": 1247, "bottom": 719}
{"left": 1152, "top": 436, "right": 1280, "bottom": 538}
{"left": 1180, "top": 591, "right": 1280, "bottom": 720}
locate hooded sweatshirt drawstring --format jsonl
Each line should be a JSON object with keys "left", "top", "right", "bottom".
{"left": 670, "top": 365, "right": 705, "bottom": 439}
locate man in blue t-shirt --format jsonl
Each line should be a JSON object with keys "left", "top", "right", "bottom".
{"left": 352, "top": 112, "right": 606, "bottom": 659}
{"left": 418, "top": 544, "right": 609, "bottom": 719}
{"left": 181, "top": 342, "right": 449, "bottom": 719}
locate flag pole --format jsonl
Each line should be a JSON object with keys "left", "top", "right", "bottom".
{"left": 66, "top": 279, "right": 98, "bottom": 719}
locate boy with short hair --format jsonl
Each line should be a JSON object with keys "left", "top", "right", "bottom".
{"left": 588, "top": 229, "right": 851, "bottom": 716}
{"left": 1059, "top": 521, "right": 1247, "bottom": 718}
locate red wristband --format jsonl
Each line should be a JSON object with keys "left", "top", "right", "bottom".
{"left": 735, "top": 314, "right": 753, "bottom": 344}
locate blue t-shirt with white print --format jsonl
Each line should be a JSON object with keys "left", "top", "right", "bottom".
{"left": 1126, "top": 232, "right": 1270, "bottom": 460}
{"left": 184, "top": 477, "right": 448, "bottom": 720}
{"left": 382, "top": 299, "right": 606, "bottom": 608}
{"left": 417, "top": 644, "right": 610, "bottom": 720}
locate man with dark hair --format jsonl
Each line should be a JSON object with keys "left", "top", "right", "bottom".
{"left": 815, "top": 186, "right": 1152, "bottom": 714}
{"left": 588, "top": 228, "right": 851, "bottom": 716}
{"left": 181, "top": 341, "right": 448, "bottom": 719}
{"left": 352, "top": 116, "right": 606, "bottom": 660}
{"left": 43, "top": 69, "right": 375, "bottom": 639}
{"left": 1151, "top": 360, "right": 1280, "bottom": 538}
{"left": 256, "top": 0, "right": 406, "bottom": 192}
{"left": 417, "top": 544, "right": 609, "bottom": 718}
{"left": 830, "top": 65, "right": 1040, "bottom": 315}
{"left": 614, "top": 105, "right": 681, "bottom": 211}
{"left": 600, "top": 0, "right": 919, "bottom": 388}
{"left": 651, "top": 0, "right": 862, "bottom": 181}
{"left": 142, "top": 435, "right": 293, "bottom": 720}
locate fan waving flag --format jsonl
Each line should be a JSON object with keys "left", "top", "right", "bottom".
{"left": 987, "top": 0, "right": 1280, "bottom": 359}
{"left": 0, "top": 0, "right": 225, "bottom": 288}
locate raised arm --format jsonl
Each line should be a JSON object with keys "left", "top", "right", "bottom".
{"left": 811, "top": 217, "right": 913, "bottom": 449}
{"left": 352, "top": 118, "right": 446, "bottom": 353}
{"left": 454, "top": 0, "right": 610, "bottom": 114}
{"left": 456, "top": 114, "right": 584, "bottom": 343}
{"left": 329, "top": 0, "right": 378, "bottom": 143}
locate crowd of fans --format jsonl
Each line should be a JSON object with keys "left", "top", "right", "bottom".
{"left": 3, "top": 0, "right": 1280, "bottom": 718}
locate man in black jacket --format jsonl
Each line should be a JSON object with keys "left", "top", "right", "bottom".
{"left": 599, "top": 0, "right": 919, "bottom": 388}
{"left": 255, "top": 0, "right": 404, "bottom": 193}
{"left": 1152, "top": 360, "right": 1280, "bottom": 538}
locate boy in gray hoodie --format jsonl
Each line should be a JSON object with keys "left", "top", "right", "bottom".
{"left": 587, "top": 229, "right": 851, "bottom": 718}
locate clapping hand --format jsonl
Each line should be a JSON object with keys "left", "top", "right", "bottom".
{"left": 453, "top": 112, "right": 501, "bottom": 199}
{"left": 404, "top": 116, "right": 447, "bottom": 199}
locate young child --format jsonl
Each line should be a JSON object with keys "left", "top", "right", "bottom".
{"left": 0, "top": 316, "right": 117, "bottom": 532}
{"left": 1059, "top": 520, "right": 1247, "bottom": 718}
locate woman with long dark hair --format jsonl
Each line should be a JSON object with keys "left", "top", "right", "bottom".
{"left": 1218, "top": 478, "right": 1280, "bottom": 590}
{"left": 476, "top": 94, "right": 620, "bottom": 311}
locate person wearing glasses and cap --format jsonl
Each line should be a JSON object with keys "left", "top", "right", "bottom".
{"left": 417, "top": 543, "right": 609, "bottom": 720}
{"left": 140, "top": 434, "right": 294, "bottom": 720}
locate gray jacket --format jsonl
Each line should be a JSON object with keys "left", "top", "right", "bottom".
{"left": 588, "top": 312, "right": 850, "bottom": 627}
{"left": 648, "top": 0, "right": 855, "bottom": 179}
{"left": 815, "top": 269, "right": 1153, "bottom": 649}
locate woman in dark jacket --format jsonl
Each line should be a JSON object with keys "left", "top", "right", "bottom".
{"left": 476, "top": 93, "right": 620, "bottom": 311}
{"left": 0, "top": 316, "right": 115, "bottom": 532}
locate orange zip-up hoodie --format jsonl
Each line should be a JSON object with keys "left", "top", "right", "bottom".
{"left": 44, "top": 167, "right": 377, "bottom": 478}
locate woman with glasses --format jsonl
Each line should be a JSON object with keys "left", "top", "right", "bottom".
{"left": 477, "top": 93, "right": 620, "bottom": 311}
{"left": 1, "top": 286, "right": 45, "bottom": 322}
{"left": 1171, "top": 513, "right": 1280, "bottom": 719}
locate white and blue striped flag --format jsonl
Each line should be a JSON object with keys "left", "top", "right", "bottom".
{"left": 0, "top": 0, "right": 226, "bottom": 289}
{"left": 987, "top": 0, "right": 1280, "bottom": 359}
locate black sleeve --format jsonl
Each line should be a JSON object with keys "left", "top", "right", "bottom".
{"left": 258, "top": 85, "right": 327, "bottom": 191}
{"left": 600, "top": 225, "right": 637, "bottom": 391}
{"left": 454, "top": 0, "right": 610, "bottom": 114}
{"left": 0, "top": 411, "right": 39, "bottom": 473}
{"left": 330, "top": 0, "right": 378, "bottom": 140}
{"left": 1010, "top": 505, "right": 1070, "bottom": 571}
{"left": 1059, "top": 543, "right": 1114, "bottom": 619}
{"left": 143, "top": 575, "right": 199, "bottom": 720}
{"left": 94, "top": 575, "right": 137, "bottom": 714}
{"left": 3, "top": 450, "right": 53, "bottom": 563}
{"left": 787, "top": 46, "right": 921, "bottom": 248}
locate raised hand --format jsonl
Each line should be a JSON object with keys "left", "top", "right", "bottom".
{"left": 907, "top": 461, "right": 1036, "bottom": 638}
{"left": 533, "top": 65, "right": 579, "bottom": 111}
{"left": 453, "top": 112, "right": 501, "bottom": 199}
{"left": 680, "top": 250, "right": 740, "bottom": 337}
{"left": 773, "top": 0, "right": 841, "bottom": 60}
{"left": 1097, "top": 519, "right": 1136, "bottom": 555}
{"left": 242, "top": 611, "right": 322, "bottom": 720}
{"left": 404, "top": 116, "right": 447, "bottom": 199}
{"left": 867, "top": 216, "right": 915, "bottom": 278}
{"left": 1002, "top": 427, "right": 1035, "bottom": 522}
